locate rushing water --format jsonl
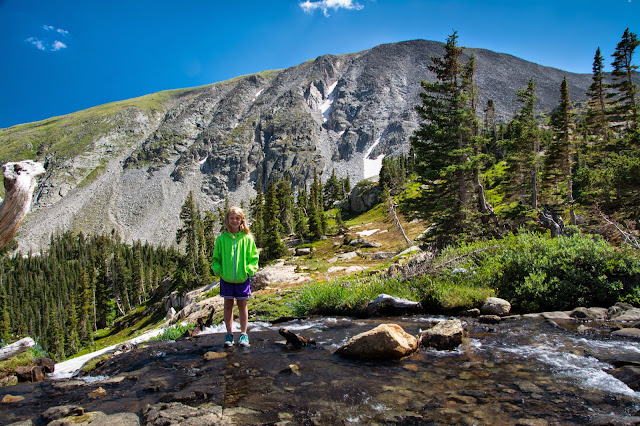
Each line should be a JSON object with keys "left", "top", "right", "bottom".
{"left": 2, "top": 315, "right": 640, "bottom": 425}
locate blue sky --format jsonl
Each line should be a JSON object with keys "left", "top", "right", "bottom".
{"left": 1, "top": 0, "right": 638, "bottom": 129}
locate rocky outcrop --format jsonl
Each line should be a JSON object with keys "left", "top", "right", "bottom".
{"left": 334, "top": 323, "right": 418, "bottom": 360}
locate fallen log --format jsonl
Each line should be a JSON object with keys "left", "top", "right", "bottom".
{"left": 0, "top": 337, "right": 35, "bottom": 361}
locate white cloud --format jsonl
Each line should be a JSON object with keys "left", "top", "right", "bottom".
{"left": 26, "top": 37, "right": 46, "bottom": 51}
{"left": 26, "top": 25, "right": 70, "bottom": 52}
{"left": 300, "top": 0, "right": 363, "bottom": 17}
{"left": 51, "top": 40, "right": 67, "bottom": 51}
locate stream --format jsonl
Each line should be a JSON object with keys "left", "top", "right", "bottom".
{"left": 2, "top": 314, "right": 640, "bottom": 425}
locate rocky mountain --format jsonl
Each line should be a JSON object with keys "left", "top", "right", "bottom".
{"left": 0, "top": 39, "right": 595, "bottom": 252}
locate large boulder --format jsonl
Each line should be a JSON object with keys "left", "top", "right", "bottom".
{"left": 345, "top": 182, "right": 382, "bottom": 212}
{"left": 480, "top": 297, "right": 511, "bottom": 316}
{"left": 334, "top": 324, "right": 418, "bottom": 360}
{"left": 419, "top": 319, "right": 466, "bottom": 350}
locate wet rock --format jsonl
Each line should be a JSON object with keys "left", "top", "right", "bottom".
{"left": 577, "top": 324, "right": 597, "bottom": 335}
{"left": 142, "top": 402, "right": 223, "bottom": 425}
{"left": 612, "top": 328, "right": 640, "bottom": 339}
{"left": 365, "top": 294, "right": 422, "bottom": 316}
{"left": 460, "top": 308, "right": 480, "bottom": 317}
{"left": 15, "top": 365, "right": 44, "bottom": 383}
{"left": 1, "top": 394, "right": 24, "bottom": 403}
{"left": 516, "top": 419, "right": 549, "bottom": 426}
{"left": 88, "top": 387, "right": 107, "bottom": 399}
{"left": 204, "top": 351, "right": 228, "bottom": 361}
{"left": 480, "top": 297, "right": 511, "bottom": 316}
{"left": 608, "top": 302, "right": 635, "bottom": 318}
{"left": 479, "top": 315, "right": 502, "bottom": 324}
{"left": 419, "top": 319, "right": 466, "bottom": 350}
{"left": 0, "top": 375, "right": 18, "bottom": 387}
{"left": 541, "top": 311, "right": 572, "bottom": 320}
{"left": 587, "top": 413, "right": 640, "bottom": 425}
{"left": 280, "top": 364, "right": 301, "bottom": 376}
{"left": 334, "top": 323, "right": 418, "bottom": 360}
{"left": 611, "top": 308, "right": 640, "bottom": 322}
{"left": 41, "top": 405, "right": 85, "bottom": 423}
{"left": 34, "top": 357, "right": 56, "bottom": 373}
{"left": 6, "top": 420, "right": 32, "bottom": 426}
{"left": 610, "top": 366, "right": 640, "bottom": 390}
{"left": 48, "top": 411, "right": 140, "bottom": 426}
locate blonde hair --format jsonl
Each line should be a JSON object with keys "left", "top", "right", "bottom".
{"left": 225, "top": 206, "right": 251, "bottom": 234}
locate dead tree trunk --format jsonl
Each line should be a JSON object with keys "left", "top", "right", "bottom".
{"left": 0, "top": 161, "right": 45, "bottom": 250}
{"left": 0, "top": 337, "right": 35, "bottom": 361}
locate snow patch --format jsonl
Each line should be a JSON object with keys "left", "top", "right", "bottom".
{"left": 357, "top": 229, "right": 379, "bottom": 237}
{"left": 363, "top": 137, "right": 384, "bottom": 179}
{"left": 320, "top": 81, "right": 338, "bottom": 123}
{"left": 253, "top": 89, "right": 263, "bottom": 101}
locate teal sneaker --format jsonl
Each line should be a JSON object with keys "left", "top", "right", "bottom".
{"left": 224, "top": 333, "right": 234, "bottom": 347}
{"left": 238, "top": 333, "right": 250, "bottom": 348}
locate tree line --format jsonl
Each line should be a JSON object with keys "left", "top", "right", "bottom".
{"left": 0, "top": 231, "right": 177, "bottom": 360}
{"left": 410, "top": 28, "right": 639, "bottom": 249}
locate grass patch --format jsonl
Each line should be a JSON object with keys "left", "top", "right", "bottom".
{"left": 291, "top": 275, "right": 416, "bottom": 316}
{"left": 249, "top": 289, "right": 299, "bottom": 321}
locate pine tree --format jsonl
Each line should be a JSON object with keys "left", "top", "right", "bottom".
{"left": 262, "top": 181, "right": 287, "bottom": 262}
{"left": 409, "top": 31, "right": 479, "bottom": 247}
{"left": 176, "top": 191, "right": 201, "bottom": 290}
{"left": 609, "top": 28, "right": 639, "bottom": 137}
{"left": 250, "top": 180, "right": 265, "bottom": 247}
{"left": 546, "top": 76, "right": 576, "bottom": 224}
{"left": 585, "top": 47, "right": 610, "bottom": 142}
{"left": 505, "top": 79, "right": 540, "bottom": 211}
{"left": 94, "top": 236, "right": 112, "bottom": 329}
{"left": 276, "top": 175, "right": 294, "bottom": 235}
{"left": 323, "top": 169, "right": 341, "bottom": 206}
{"left": 294, "top": 186, "right": 309, "bottom": 240}
{"left": 313, "top": 170, "right": 328, "bottom": 235}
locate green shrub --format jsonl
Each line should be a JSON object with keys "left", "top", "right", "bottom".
{"left": 150, "top": 323, "right": 195, "bottom": 341}
{"left": 488, "top": 232, "right": 640, "bottom": 312}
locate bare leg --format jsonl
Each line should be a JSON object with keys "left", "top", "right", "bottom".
{"left": 237, "top": 299, "right": 248, "bottom": 334}
{"left": 224, "top": 298, "right": 235, "bottom": 334}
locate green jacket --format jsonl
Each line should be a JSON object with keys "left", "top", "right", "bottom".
{"left": 211, "top": 231, "right": 259, "bottom": 283}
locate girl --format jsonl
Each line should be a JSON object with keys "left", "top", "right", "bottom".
{"left": 211, "top": 206, "right": 259, "bottom": 347}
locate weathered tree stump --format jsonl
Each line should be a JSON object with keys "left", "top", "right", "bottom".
{"left": 279, "top": 328, "right": 316, "bottom": 349}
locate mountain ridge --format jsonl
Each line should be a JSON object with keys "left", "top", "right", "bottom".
{"left": 0, "top": 39, "right": 596, "bottom": 252}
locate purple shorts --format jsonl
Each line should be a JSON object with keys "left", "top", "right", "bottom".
{"left": 219, "top": 278, "right": 252, "bottom": 300}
